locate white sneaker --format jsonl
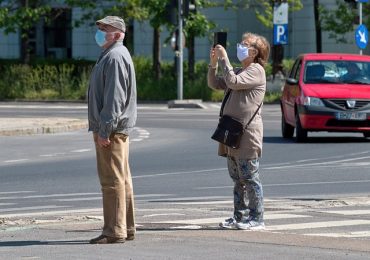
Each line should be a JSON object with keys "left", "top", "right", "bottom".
{"left": 236, "top": 220, "right": 265, "bottom": 230}
{"left": 219, "top": 217, "right": 237, "bottom": 229}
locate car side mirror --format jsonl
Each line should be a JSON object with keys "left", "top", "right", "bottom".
{"left": 286, "top": 78, "right": 298, "bottom": 85}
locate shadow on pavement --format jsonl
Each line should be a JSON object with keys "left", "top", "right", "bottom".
{"left": 0, "top": 240, "right": 87, "bottom": 247}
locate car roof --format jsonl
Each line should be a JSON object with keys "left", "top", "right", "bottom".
{"left": 298, "top": 53, "right": 370, "bottom": 62}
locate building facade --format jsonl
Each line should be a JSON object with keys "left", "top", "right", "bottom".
{"left": 0, "top": 0, "right": 367, "bottom": 62}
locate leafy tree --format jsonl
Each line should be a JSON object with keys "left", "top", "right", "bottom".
{"left": 252, "top": 0, "right": 303, "bottom": 28}
{"left": 0, "top": 0, "right": 54, "bottom": 63}
{"left": 183, "top": 0, "right": 216, "bottom": 80}
{"left": 320, "top": 0, "right": 359, "bottom": 43}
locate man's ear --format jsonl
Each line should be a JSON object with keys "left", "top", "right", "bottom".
{"left": 114, "top": 32, "right": 121, "bottom": 40}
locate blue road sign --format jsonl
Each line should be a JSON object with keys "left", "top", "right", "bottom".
{"left": 357, "top": 0, "right": 368, "bottom": 3}
{"left": 273, "top": 24, "right": 288, "bottom": 45}
{"left": 355, "top": 24, "right": 368, "bottom": 49}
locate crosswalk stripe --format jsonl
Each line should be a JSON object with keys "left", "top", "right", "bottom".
{"left": 319, "top": 209, "right": 370, "bottom": 215}
{"left": 306, "top": 231, "right": 370, "bottom": 238}
{"left": 0, "top": 203, "right": 15, "bottom": 206}
{"left": 56, "top": 197, "right": 101, "bottom": 202}
{"left": 0, "top": 205, "right": 67, "bottom": 213}
{"left": 267, "top": 220, "right": 370, "bottom": 231}
{"left": 0, "top": 208, "right": 102, "bottom": 218}
{"left": 152, "top": 214, "right": 311, "bottom": 224}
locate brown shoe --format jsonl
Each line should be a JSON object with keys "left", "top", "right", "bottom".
{"left": 89, "top": 235, "right": 125, "bottom": 244}
{"left": 126, "top": 234, "right": 135, "bottom": 241}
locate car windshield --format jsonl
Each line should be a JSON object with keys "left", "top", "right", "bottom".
{"left": 304, "top": 60, "right": 370, "bottom": 84}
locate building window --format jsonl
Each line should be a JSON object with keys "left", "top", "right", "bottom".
{"left": 44, "top": 8, "right": 72, "bottom": 59}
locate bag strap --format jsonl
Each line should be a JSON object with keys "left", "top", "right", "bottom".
{"left": 219, "top": 88, "right": 263, "bottom": 128}
{"left": 219, "top": 89, "right": 232, "bottom": 117}
{"left": 245, "top": 102, "right": 263, "bottom": 129}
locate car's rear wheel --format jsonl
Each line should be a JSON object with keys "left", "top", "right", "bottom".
{"left": 363, "top": 132, "right": 370, "bottom": 138}
{"left": 281, "top": 114, "right": 294, "bottom": 138}
{"left": 295, "top": 113, "right": 307, "bottom": 142}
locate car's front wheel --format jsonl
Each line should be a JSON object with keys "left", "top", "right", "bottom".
{"left": 363, "top": 132, "right": 370, "bottom": 138}
{"left": 281, "top": 114, "right": 294, "bottom": 138}
{"left": 295, "top": 113, "right": 307, "bottom": 142}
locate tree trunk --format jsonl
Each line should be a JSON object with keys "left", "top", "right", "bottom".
{"left": 153, "top": 27, "right": 162, "bottom": 79}
{"left": 20, "top": 32, "right": 31, "bottom": 64}
{"left": 20, "top": 0, "right": 30, "bottom": 64}
{"left": 314, "top": 0, "right": 322, "bottom": 53}
{"left": 188, "top": 35, "right": 195, "bottom": 81}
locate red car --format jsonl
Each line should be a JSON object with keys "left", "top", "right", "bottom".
{"left": 280, "top": 53, "right": 370, "bottom": 142}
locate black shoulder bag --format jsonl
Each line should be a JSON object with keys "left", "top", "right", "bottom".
{"left": 211, "top": 90, "right": 262, "bottom": 149}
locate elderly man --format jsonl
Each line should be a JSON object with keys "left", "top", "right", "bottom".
{"left": 88, "top": 16, "right": 137, "bottom": 244}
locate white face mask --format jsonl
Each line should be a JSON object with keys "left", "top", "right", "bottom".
{"left": 95, "top": 29, "right": 107, "bottom": 47}
{"left": 237, "top": 43, "right": 249, "bottom": 62}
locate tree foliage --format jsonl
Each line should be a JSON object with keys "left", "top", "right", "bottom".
{"left": 320, "top": 0, "right": 360, "bottom": 43}
{"left": 253, "top": 0, "right": 303, "bottom": 29}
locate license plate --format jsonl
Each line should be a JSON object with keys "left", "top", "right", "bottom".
{"left": 335, "top": 112, "right": 367, "bottom": 121}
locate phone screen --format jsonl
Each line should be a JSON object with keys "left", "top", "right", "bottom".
{"left": 213, "top": 32, "right": 227, "bottom": 48}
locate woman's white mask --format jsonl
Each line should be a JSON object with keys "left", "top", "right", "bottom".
{"left": 237, "top": 43, "right": 249, "bottom": 62}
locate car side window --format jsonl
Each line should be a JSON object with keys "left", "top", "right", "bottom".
{"left": 289, "top": 59, "right": 300, "bottom": 78}
{"left": 294, "top": 62, "right": 302, "bottom": 81}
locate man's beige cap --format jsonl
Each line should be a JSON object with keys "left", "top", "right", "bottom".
{"left": 96, "top": 16, "right": 126, "bottom": 32}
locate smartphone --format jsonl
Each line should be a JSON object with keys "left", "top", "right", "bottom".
{"left": 213, "top": 32, "right": 227, "bottom": 48}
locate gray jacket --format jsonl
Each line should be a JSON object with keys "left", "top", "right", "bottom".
{"left": 88, "top": 41, "right": 137, "bottom": 138}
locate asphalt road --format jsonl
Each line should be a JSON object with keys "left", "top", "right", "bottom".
{"left": 0, "top": 102, "right": 370, "bottom": 259}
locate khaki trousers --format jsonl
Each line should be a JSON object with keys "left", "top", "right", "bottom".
{"left": 93, "top": 133, "right": 135, "bottom": 238}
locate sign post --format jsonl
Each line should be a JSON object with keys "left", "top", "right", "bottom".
{"left": 272, "top": 1, "right": 289, "bottom": 78}
{"left": 356, "top": 0, "right": 368, "bottom": 54}
{"left": 177, "top": 0, "right": 183, "bottom": 100}
{"left": 273, "top": 2, "right": 289, "bottom": 45}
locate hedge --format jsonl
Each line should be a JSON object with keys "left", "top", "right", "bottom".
{"left": 0, "top": 57, "right": 290, "bottom": 102}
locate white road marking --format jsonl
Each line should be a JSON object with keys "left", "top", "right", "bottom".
{"left": 0, "top": 208, "right": 101, "bottom": 218}
{"left": 3, "top": 159, "right": 30, "bottom": 163}
{"left": 130, "top": 138, "right": 143, "bottom": 142}
{"left": 319, "top": 209, "right": 370, "bottom": 216}
{"left": 70, "top": 149, "right": 91, "bottom": 153}
{"left": 55, "top": 197, "right": 101, "bottom": 202}
{"left": 133, "top": 168, "right": 226, "bottom": 179}
{"left": 24, "top": 193, "right": 100, "bottom": 199}
{"left": 170, "top": 225, "right": 202, "bottom": 230}
{"left": 196, "top": 179, "right": 370, "bottom": 190}
{"left": 306, "top": 231, "right": 370, "bottom": 238}
{"left": 0, "top": 205, "right": 69, "bottom": 213}
{"left": 153, "top": 214, "right": 311, "bottom": 224}
{"left": 143, "top": 213, "right": 185, "bottom": 218}
{"left": 169, "top": 200, "right": 232, "bottom": 205}
{"left": 135, "top": 194, "right": 173, "bottom": 198}
{"left": 0, "top": 203, "right": 16, "bottom": 206}
{"left": 149, "top": 196, "right": 230, "bottom": 202}
{"left": 267, "top": 220, "right": 370, "bottom": 231}
{"left": 264, "top": 156, "right": 370, "bottom": 170}
{"left": 0, "top": 191, "right": 35, "bottom": 195}
{"left": 39, "top": 153, "right": 67, "bottom": 157}
{"left": 264, "top": 180, "right": 370, "bottom": 187}
{"left": 0, "top": 105, "right": 87, "bottom": 109}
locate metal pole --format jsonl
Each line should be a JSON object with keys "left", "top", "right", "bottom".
{"left": 360, "top": 2, "right": 363, "bottom": 55}
{"left": 177, "top": 0, "right": 183, "bottom": 100}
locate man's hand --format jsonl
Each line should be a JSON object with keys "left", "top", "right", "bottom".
{"left": 97, "top": 135, "right": 111, "bottom": 148}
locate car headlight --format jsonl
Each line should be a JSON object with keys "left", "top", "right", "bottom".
{"left": 303, "top": 97, "right": 325, "bottom": 106}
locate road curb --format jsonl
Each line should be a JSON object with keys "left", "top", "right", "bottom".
{"left": 0, "top": 120, "right": 88, "bottom": 136}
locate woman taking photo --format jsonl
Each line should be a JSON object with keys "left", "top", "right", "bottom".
{"left": 208, "top": 32, "right": 270, "bottom": 230}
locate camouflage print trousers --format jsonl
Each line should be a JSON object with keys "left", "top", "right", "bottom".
{"left": 227, "top": 156, "right": 264, "bottom": 222}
